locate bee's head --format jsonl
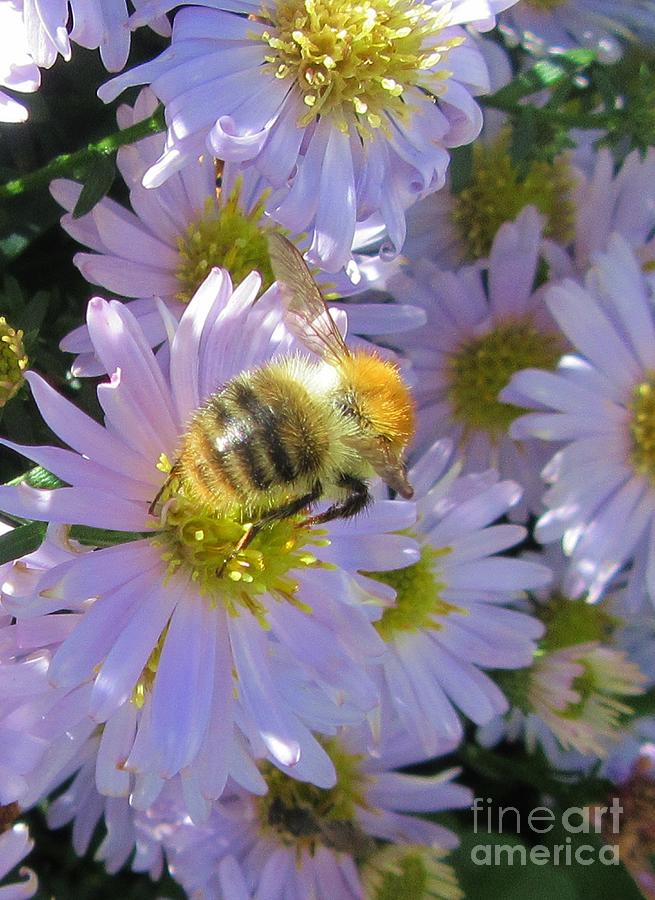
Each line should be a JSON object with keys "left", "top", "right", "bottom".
{"left": 338, "top": 350, "right": 415, "bottom": 498}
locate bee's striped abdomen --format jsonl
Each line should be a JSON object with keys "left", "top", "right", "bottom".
{"left": 229, "top": 381, "right": 297, "bottom": 484}
{"left": 178, "top": 363, "right": 333, "bottom": 512}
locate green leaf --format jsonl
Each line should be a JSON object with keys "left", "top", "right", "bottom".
{"left": 449, "top": 143, "right": 474, "bottom": 194}
{"left": 0, "top": 106, "right": 165, "bottom": 202}
{"left": 72, "top": 153, "right": 116, "bottom": 219}
{"left": 7, "top": 466, "right": 65, "bottom": 489}
{"left": 69, "top": 525, "right": 152, "bottom": 547}
{"left": 0, "top": 520, "right": 47, "bottom": 565}
{"left": 0, "top": 276, "right": 24, "bottom": 313}
{"left": 484, "top": 49, "right": 596, "bottom": 109}
{"left": 452, "top": 830, "right": 578, "bottom": 900}
{"left": 19, "top": 289, "right": 51, "bottom": 334}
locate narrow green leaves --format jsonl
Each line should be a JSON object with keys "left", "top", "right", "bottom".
{"left": 484, "top": 50, "right": 596, "bottom": 111}
{"left": 0, "top": 520, "right": 47, "bottom": 565}
{"left": 7, "top": 466, "right": 65, "bottom": 489}
{"left": 72, "top": 153, "right": 117, "bottom": 219}
{"left": 69, "top": 526, "right": 152, "bottom": 547}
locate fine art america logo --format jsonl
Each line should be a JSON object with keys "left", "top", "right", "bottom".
{"left": 471, "top": 797, "right": 622, "bottom": 866}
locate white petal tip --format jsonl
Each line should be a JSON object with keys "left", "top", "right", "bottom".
{"left": 262, "top": 733, "right": 301, "bottom": 767}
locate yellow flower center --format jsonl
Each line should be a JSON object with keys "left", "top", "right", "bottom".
{"left": 629, "top": 373, "right": 655, "bottom": 483}
{"left": 452, "top": 135, "right": 575, "bottom": 260}
{"left": 261, "top": 0, "right": 462, "bottom": 135}
{"left": 446, "top": 318, "right": 563, "bottom": 438}
{"left": 0, "top": 317, "right": 28, "bottom": 408}
{"left": 150, "top": 460, "right": 327, "bottom": 627}
{"left": 538, "top": 593, "right": 617, "bottom": 652}
{"left": 175, "top": 183, "right": 275, "bottom": 304}
{"left": 365, "top": 543, "right": 464, "bottom": 640}
{"left": 362, "top": 845, "right": 463, "bottom": 900}
{"left": 259, "top": 739, "right": 369, "bottom": 852}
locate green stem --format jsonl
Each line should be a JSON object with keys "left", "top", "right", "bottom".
{"left": 0, "top": 107, "right": 166, "bottom": 199}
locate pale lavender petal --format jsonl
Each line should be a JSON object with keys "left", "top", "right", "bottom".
{"left": 24, "top": 372, "right": 158, "bottom": 485}
{"left": 90, "top": 579, "right": 178, "bottom": 722}
{"left": 151, "top": 586, "right": 216, "bottom": 776}
{"left": 0, "top": 484, "right": 146, "bottom": 531}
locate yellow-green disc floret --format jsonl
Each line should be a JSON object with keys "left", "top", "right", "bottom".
{"left": 362, "top": 845, "right": 463, "bottom": 900}
{"left": 453, "top": 135, "right": 575, "bottom": 260}
{"left": 263, "top": 0, "right": 462, "bottom": 134}
{"left": 258, "top": 739, "right": 368, "bottom": 850}
{"left": 537, "top": 593, "right": 617, "bottom": 652}
{"left": 0, "top": 317, "right": 27, "bottom": 408}
{"left": 446, "top": 320, "right": 563, "bottom": 438}
{"left": 365, "top": 544, "right": 464, "bottom": 640}
{"left": 629, "top": 372, "right": 655, "bottom": 484}
{"left": 176, "top": 183, "right": 275, "bottom": 303}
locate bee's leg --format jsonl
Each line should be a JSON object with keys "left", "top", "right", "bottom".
{"left": 218, "top": 483, "right": 323, "bottom": 575}
{"left": 302, "top": 474, "right": 370, "bottom": 527}
{"left": 148, "top": 461, "right": 182, "bottom": 517}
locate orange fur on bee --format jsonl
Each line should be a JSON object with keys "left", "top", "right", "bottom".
{"left": 337, "top": 350, "right": 415, "bottom": 448}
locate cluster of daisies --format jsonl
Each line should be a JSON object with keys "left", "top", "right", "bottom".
{"left": 1, "top": 0, "right": 655, "bottom": 897}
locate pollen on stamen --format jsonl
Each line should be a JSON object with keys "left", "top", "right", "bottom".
{"left": 150, "top": 477, "right": 328, "bottom": 626}
{"left": 0, "top": 316, "right": 28, "bottom": 408}
{"left": 260, "top": 0, "right": 462, "bottom": 137}
{"left": 174, "top": 180, "right": 276, "bottom": 304}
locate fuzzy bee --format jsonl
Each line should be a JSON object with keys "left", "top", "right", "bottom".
{"left": 157, "top": 234, "right": 415, "bottom": 553}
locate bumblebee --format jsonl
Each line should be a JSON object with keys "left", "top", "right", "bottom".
{"left": 157, "top": 234, "right": 415, "bottom": 552}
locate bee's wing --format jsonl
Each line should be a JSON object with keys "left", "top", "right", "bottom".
{"left": 267, "top": 233, "right": 350, "bottom": 362}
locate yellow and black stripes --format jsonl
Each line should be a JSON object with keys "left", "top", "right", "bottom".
{"left": 179, "top": 365, "right": 333, "bottom": 511}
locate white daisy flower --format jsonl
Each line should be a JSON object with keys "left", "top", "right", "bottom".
{"left": 99, "top": 0, "right": 519, "bottom": 271}
{"left": 363, "top": 440, "right": 550, "bottom": 754}
{"left": 505, "top": 235, "right": 655, "bottom": 605}
{"left": 390, "top": 206, "right": 566, "bottom": 518}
